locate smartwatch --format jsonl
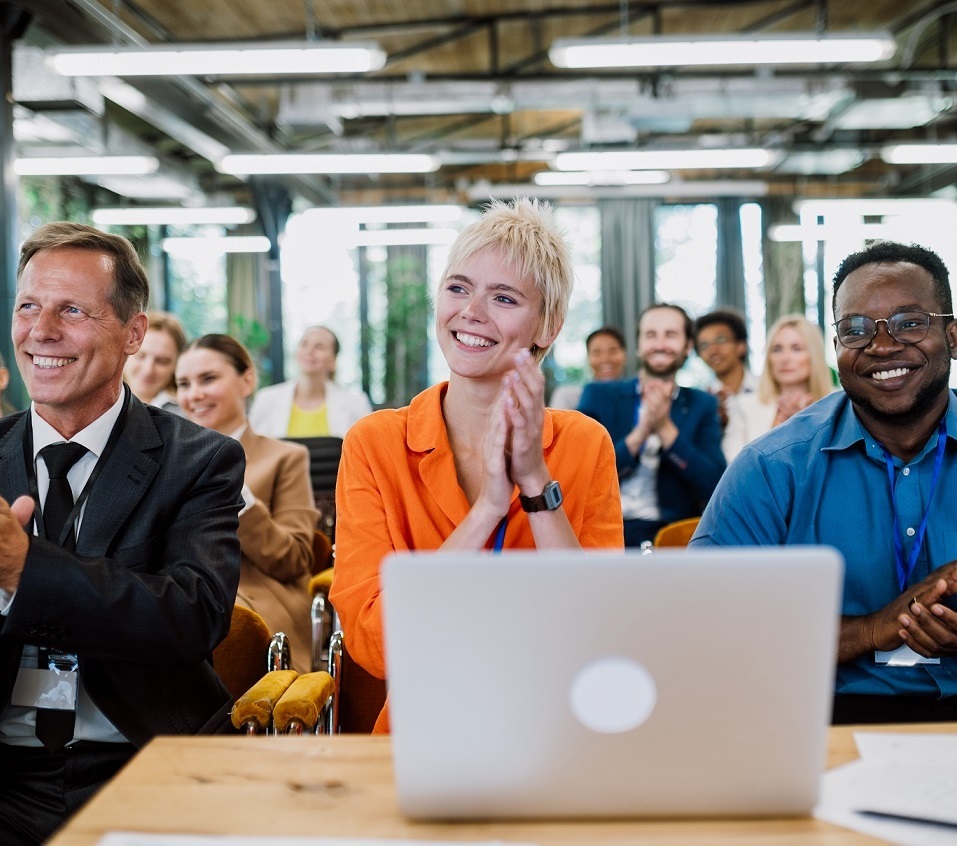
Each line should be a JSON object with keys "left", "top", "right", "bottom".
{"left": 520, "top": 480, "right": 563, "bottom": 513}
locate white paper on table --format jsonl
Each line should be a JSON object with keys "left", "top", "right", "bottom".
{"left": 815, "top": 733, "right": 957, "bottom": 845}
{"left": 97, "top": 833, "right": 538, "bottom": 846}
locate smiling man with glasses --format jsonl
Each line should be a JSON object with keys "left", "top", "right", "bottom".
{"left": 691, "top": 240, "right": 957, "bottom": 725}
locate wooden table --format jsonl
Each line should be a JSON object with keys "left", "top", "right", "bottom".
{"left": 49, "top": 725, "right": 951, "bottom": 846}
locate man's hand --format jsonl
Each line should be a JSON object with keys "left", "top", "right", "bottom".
{"left": 626, "top": 378, "right": 678, "bottom": 455}
{"left": 0, "top": 495, "right": 34, "bottom": 593}
{"left": 840, "top": 561, "right": 957, "bottom": 662}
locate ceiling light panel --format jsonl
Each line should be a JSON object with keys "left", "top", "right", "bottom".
{"left": 48, "top": 42, "right": 386, "bottom": 77}
{"left": 555, "top": 148, "right": 777, "bottom": 171}
{"left": 218, "top": 153, "right": 439, "bottom": 175}
{"left": 549, "top": 32, "right": 897, "bottom": 69}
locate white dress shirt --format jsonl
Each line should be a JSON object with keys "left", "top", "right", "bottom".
{"left": 0, "top": 391, "right": 128, "bottom": 746}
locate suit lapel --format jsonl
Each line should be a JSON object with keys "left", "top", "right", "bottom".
{"left": 76, "top": 398, "right": 161, "bottom": 557}
{"left": 0, "top": 413, "right": 31, "bottom": 506}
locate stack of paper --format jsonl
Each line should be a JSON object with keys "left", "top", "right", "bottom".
{"left": 816, "top": 733, "right": 957, "bottom": 844}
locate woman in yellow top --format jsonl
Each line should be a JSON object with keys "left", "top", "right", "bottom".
{"left": 330, "top": 198, "right": 623, "bottom": 733}
{"left": 248, "top": 325, "right": 372, "bottom": 437}
{"left": 176, "top": 334, "right": 317, "bottom": 672}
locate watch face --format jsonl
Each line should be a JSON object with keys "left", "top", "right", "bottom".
{"left": 543, "top": 481, "right": 562, "bottom": 509}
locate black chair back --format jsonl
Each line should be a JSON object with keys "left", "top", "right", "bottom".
{"left": 284, "top": 436, "right": 343, "bottom": 541}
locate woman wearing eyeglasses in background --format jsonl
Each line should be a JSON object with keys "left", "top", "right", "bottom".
{"left": 722, "top": 314, "right": 834, "bottom": 461}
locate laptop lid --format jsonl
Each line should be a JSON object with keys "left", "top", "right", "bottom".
{"left": 381, "top": 546, "right": 843, "bottom": 820}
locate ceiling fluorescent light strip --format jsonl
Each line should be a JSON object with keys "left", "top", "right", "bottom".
{"left": 349, "top": 228, "right": 459, "bottom": 248}
{"left": 555, "top": 149, "right": 774, "bottom": 171}
{"left": 549, "top": 31, "right": 896, "bottom": 69}
{"left": 162, "top": 236, "right": 271, "bottom": 255}
{"left": 15, "top": 156, "right": 160, "bottom": 176}
{"left": 881, "top": 143, "right": 957, "bottom": 165}
{"left": 304, "top": 204, "right": 463, "bottom": 224}
{"left": 534, "top": 170, "right": 670, "bottom": 186}
{"left": 219, "top": 153, "right": 439, "bottom": 175}
{"left": 92, "top": 207, "right": 257, "bottom": 226}
{"left": 49, "top": 42, "right": 386, "bottom": 77}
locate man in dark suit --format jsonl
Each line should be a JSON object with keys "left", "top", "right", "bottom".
{"left": 0, "top": 223, "right": 244, "bottom": 844}
{"left": 578, "top": 303, "right": 725, "bottom": 546}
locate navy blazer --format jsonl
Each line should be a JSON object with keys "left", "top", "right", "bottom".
{"left": 0, "top": 395, "right": 245, "bottom": 747}
{"left": 578, "top": 378, "right": 726, "bottom": 523}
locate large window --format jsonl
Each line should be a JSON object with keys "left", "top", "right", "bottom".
{"left": 283, "top": 205, "right": 602, "bottom": 407}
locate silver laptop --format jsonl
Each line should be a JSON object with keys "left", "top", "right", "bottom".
{"left": 381, "top": 546, "right": 843, "bottom": 820}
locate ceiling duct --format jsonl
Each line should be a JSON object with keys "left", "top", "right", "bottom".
{"left": 13, "top": 45, "right": 102, "bottom": 114}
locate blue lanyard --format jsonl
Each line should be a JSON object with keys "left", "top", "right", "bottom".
{"left": 877, "top": 419, "right": 947, "bottom": 592}
{"left": 492, "top": 516, "right": 507, "bottom": 553}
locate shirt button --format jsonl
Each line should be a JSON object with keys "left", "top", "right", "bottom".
{"left": 906, "top": 527, "right": 916, "bottom": 537}
{"left": 902, "top": 467, "right": 911, "bottom": 476}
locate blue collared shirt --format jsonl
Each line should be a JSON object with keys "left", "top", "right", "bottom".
{"left": 691, "top": 391, "right": 957, "bottom": 697}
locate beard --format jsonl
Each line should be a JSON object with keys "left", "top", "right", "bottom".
{"left": 839, "top": 361, "right": 952, "bottom": 427}
{"left": 639, "top": 352, "right": 687, "bottom": 380}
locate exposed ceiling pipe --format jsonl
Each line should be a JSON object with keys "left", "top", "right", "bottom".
{"left": 24, "top": 0, "right": 337, "bottom": 204}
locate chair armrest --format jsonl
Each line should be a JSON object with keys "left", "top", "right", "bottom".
{"left": 231, "top": 669, "right": 299, "bottom": 734}
{"left": 309, "top": 567, "right": 335, "bottom": 597}
{"left": 273, "top": 671, "right": 337, "bottom": 734}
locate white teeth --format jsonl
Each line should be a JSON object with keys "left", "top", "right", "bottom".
{"left": 33, "top": 356, "right": 74, "bottom": 368}
{"left": 456, "top": 332, "right": 494, "bottom": 348}
{"left": 872, "top": 367, "right": 909, "bottom": 381}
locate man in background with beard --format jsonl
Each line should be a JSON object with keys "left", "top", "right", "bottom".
{"left": 692, "top": 241, "right": 957, "bottom": 724}
{"left": 579, "top": 303, "right": 725, "bottom": 547}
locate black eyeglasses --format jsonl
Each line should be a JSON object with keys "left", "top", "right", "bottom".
{"left": 833, "top": 311, "right": 955, "bottom": 349}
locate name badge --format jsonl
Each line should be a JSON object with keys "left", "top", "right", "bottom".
{"left": 874, "top": 645, "right": 941, "bottom": 666}
{"left": 11, "top": 667, "right": 78, "bottom": 710}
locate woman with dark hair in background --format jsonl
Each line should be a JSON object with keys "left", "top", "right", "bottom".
{"left": 176, "top": 334, "right": 316, "bottom": 672}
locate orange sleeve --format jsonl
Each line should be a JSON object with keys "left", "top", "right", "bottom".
{"left": 329, "top": 416, "right": 402, "bottom": 680}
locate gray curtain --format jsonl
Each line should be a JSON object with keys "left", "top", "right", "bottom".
{"left": 598, "top": 198, "right": 657, "bottom": 374}
{"left": 715, "top": 198, "right": 746, "bottom": 313}
{"left": 760, "top": 197, "right": 805, "bottom": 327}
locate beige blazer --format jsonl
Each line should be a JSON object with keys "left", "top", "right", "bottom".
{"left": 236, "top": 428, "right": 317, "bottom": 673}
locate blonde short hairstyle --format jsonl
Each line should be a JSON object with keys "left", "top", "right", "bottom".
{"left": 758, "top": 314, "right": 833, "bottom": 403}
{"left": 440, "top": 197, "right": 573, "bottom": 363}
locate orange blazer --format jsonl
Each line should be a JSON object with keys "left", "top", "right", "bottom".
{"left": 330, "top": 382, "right": 623, "bottom": 732}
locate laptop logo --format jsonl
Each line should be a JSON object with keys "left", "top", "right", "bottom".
{"left": 569, "top": 657, "right": 657, "bottom": 733}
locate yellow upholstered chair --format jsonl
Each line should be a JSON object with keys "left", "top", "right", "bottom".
{"left": 213, "top": 605, "right": 335, "bottom": 735}
{"left": 212, "top": 605, "right": 288, "bottom": 700}
{"left": 653, "top": 517, "right": 701, "bottom": 548}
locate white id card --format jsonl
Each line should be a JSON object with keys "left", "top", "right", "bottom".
{"left": 10, "top": 667, "right": 78, "bottom": 710}
{"left": 874, "top": 644, "right": 941, "bottom": 666}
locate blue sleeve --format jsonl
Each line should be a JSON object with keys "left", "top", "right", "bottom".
{"left": 662, "top": 392, "right": 726, "bottom": 505}
{"left": 689, "top": 444, "right": 790, "bottom": 547}
{"left": 577, "top": 382, "right": 638, "bottom": 477}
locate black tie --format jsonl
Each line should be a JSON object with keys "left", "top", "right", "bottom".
{"left": 40, "top": 442, "right": 87, "bottom": 548}
{"left": 35, "top": 441, "right": 87, "bottom": 752}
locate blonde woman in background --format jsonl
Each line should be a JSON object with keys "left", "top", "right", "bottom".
{"left": 176, "top": 334, "right": 316, "bottom": 672}
{"left": 248, "top": 325, "right": 372, "bottom": 438}
{"left": 723, "top": 314, "right": 834, "bottom": 461}
{"left": 124, "top": 311, "right": 187, "bottom": 415}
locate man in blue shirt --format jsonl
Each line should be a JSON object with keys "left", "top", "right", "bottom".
{"left": 691, "top": 241, "right": 957, "bottom": 723}
{"left": 579, "top": 303, "right": 725, "bottom": 547}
